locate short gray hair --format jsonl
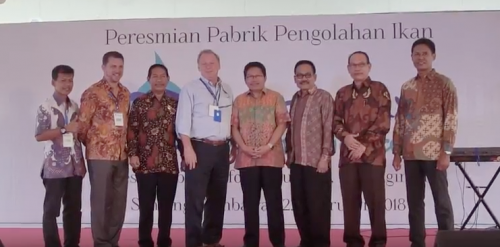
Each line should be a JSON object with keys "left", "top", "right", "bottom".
{"left": 197, "top": 49, "right": 220, "bottom": 64}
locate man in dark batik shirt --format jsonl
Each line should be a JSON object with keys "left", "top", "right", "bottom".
{"left": 127, "top": 64, "right": 183, "bottom": 247}
{"left": 334, "top": 51, "right": 391, "bottom": 247}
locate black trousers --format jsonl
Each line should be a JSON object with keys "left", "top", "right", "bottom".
{"left": 240, "top": 166, "right": 285, "bottom": 247}
{"left": 184, "top": 141, "right": 230, "bottom": 247}
{"left": 136, "top": 172, "right": 178, "bottom": 247}
{"left": 339, "top": 163, "right": 386, "bottom": 247}
{"left": 290, "top": 163, "right": 332, "bottom": 247}
{"left": 42, "top": 176, "right": 83, "bottom": 247}
{"left": 404, "top": 160, "right": 454, "bottom": 247}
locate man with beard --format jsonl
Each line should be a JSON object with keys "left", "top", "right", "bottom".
{"left": 128, "top": 64, "right": 183, "bottom": 247}
{"left": 176, "top": 49, "right": 235, "bottom": 247}
{"left": 78, "top": 51, "right": 131, "bottom": 247}
{"left": 285, "top": 60, "right": 335, "bottom": 247}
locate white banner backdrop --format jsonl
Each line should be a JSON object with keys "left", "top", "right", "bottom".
{"left": 0, "top": 11, "right": 499, "bottom": 229}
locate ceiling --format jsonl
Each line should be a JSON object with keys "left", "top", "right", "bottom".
{"left": 0, "top": 0, "right": 499, "bottom": 23}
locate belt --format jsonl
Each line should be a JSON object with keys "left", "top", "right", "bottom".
{"left": 192, "top": 138, "right": 229, "bottom": 146}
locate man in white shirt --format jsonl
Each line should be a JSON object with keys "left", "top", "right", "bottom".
{"left": 35, "top": 65, "right": 86, "bottom": 247}
{"left": 176, "top": 49, "right": 235, "bottom": 247}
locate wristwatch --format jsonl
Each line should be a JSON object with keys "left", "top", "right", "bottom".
{"left": 60, "top": 128, "right": 67, "bottom": 134}
{"left": 267, "top": 143, "right": 274, "bottom": 149}
{"left": 444, "top": 150, "right": 452, "bottom": 155}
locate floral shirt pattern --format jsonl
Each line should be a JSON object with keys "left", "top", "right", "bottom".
{"left": 285, "top": 87, "right": 335, "bottom": 168}
{"left": 127, "top": 91, "right": 183, "bottom": 174}
{"left": 78, "top": 79, "right": 130, "bottom": 160}
{"left": 35, "top": 94, "right": 85, "bottom": 179}
{"left": 231, "top": 89, "right": 290, "bottom": 169}
{"left": 393, "top": 69, "right": 458, "bottom": 160}
{"left": 333, "top": 78, "right": 392, "bottom": 166}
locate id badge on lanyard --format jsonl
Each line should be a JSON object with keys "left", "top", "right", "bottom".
{"left": 200, "top": 79, "right": 222, "bottom": 122}
{"left": 62, "top": 108, "right": 74, "bottom": 148}
{"left": 109, "top": 92, "right": 124, "bottom": 127}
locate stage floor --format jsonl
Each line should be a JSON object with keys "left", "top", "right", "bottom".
{"left": 0, "top": 228, "right": 437, "bottom": 246}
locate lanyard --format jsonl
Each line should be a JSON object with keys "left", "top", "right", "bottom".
{"left": 200, "top": 78, "right": 221, "bottom": 106}
{"left": 108, "top": 91, "right": 120, "bottom": 110}
{"left": 64, "top": 109, "right": 70, "bottom": 125}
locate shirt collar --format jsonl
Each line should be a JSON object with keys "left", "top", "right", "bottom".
{"left": 298, "top": 86, "right": 317, "bottom": 97}
{"left": 415, "top": 69, "right": 437, "bottom": 81}
{"left": 352, "top": 77, "right": 372, "bottom": 91}
{"left": 245, "top": 88, "right": 268, "bottom": 96}
{"left": 52, "top": 92, "right": 71, "bottom": 106}
{"left": 100, "top": 78, "right": 125, "bottom": 92}
{"left": 200, "top": 76, "right": 221, "bottom": 87}
{"left": 147, "top": 90, "right": 167, "bottom": 100}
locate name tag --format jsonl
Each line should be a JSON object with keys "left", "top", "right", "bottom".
{"left": 208, "top": 105, "right": 219, "bottom": 117}
{"left": 63, "top": 133, "right": 74, "bottom": 148}
{"left": 114, "top": 112, "right": 124, "bottom": 126}
{"left": 214, "top": 109, "right": 222, "bottom": 122}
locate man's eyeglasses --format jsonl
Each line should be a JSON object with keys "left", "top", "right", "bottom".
{"left": 294, "top": 73, "right": 313, "bottom": 79}
{"left": 246, "top": 75, "right": 264, "bottom": 80}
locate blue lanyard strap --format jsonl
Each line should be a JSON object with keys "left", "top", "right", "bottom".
{"left": 64, "top": 109, "right": 69, "bottom": 125}
{"left": 200, "top": 78, "right": 221, "bottom": 106}
{"left": 108, "top": 91, "right": 120, "bottom": 109}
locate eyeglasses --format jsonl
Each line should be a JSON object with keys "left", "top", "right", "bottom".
{"left": 246, "top": 75, "right": 264, "bottom": 80}
{"left": 294, "top": 73, "right": 313, "bottom": 79}
{"left": 348, "top": 63, "right": 368, "bottom": 69}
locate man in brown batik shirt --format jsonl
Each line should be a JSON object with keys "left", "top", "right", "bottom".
{"left": 393, "top": 38, "right": 457, "bottom": 247}
{"left": 127, "top": 64, "right": 183, "bottom": 247}
{"left": 285, "top": 60, "right": 335, "bottom": 247}
{"left": 334, "top": 51, "right": 391, "bottom": 247}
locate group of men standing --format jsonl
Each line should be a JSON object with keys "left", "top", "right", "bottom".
{"left": 35, "top": 37, "right": 457, "bottom": 247}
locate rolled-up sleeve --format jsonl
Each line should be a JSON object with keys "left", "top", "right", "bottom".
{"left": 175, "top": 85, "right": 193, "bottom": 137}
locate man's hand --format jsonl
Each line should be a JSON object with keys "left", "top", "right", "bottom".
{"left": 348, "top": 145, "right": 366, "bottom": 161}
{"left": 316, "top": 157, "right": 329, "bottom": 173}
{"left": 129, "top": 156, "right": 140, "bottom": 168}
{"left": 393, "top": 155, "right": 402, "bottom": 171}
{"left": 240, "top": 145, "right": 255, "bottom": 156}
{"left": 229, "top": 146, "right": 237, "bottom": 164}
{"left": 65, "top": 120, "right": 79, "bottom": 133}
{"left": 183, "top": 147, "right": 197, "bottom": 170}
{"left": 254, "top": 145, "right": 272, "bottom": 158}
{"left": 437, "top": 152, "right": 450, "bottom": 171}
{"left": 344, "top": 133, "right": 361, "bottom": 150}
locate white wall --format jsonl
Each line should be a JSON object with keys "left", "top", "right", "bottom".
{"left": 0, "top": 0, "right": 500, "bottom": 23}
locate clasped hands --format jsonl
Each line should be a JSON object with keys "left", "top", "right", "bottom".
{"left": 241, "top": 144, "right": 271, "bottom": 158}
{"left": 344, "top": 133, "right": 366, "bottom": 161}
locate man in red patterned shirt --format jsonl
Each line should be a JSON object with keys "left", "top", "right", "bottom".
{"left": 127, "top": 64, "right": 184, "bottom": 247}
{"left": 334, "top": 51, "right": 391, "bottom": 247}
{"left": 231, "top": 62, "right": 289, "bottom": 247}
